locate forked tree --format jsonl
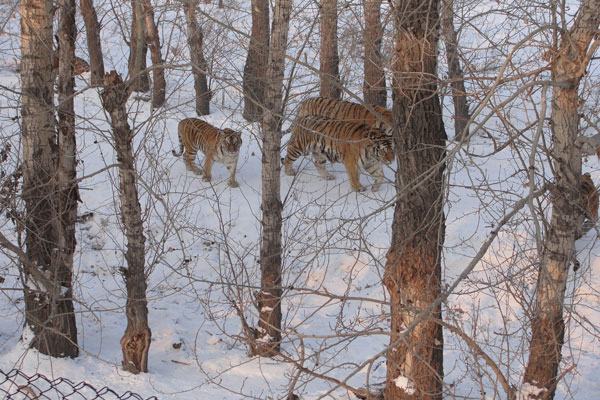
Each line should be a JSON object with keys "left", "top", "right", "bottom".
{"left": 384, "top": 0, "right": 446, "bottom": 398}
{"left": 141, "top": 0, "right": 166, "bottom": 108}
{"left": 18, "top": 0, "right": 79, "bottom": 358}
{"left": 254, "top": 0, "right": 292, "bottom": 357}
{"left": 128, "top": 0, "right": 150, "bottom": 92}
{"left": 319, "top": 0, "right": 341, "bottom": 99}
{"left": 523, "top": 0, "right": 600, "bottom": 397}
{"left": 242, "top": 0, "right": 270, "bottom": 122}
{"left": 363, "top": 0, "right": 386, "bottom": 107}
{"left": 182, "top": 0, "right": 211, "bottom": 116}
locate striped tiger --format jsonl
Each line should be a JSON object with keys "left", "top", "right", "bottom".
{"left": 580, "top": 172, "right": 599, "bottom": 222}
{"left": 296, "top": 96, "right": 392, "bottom": 132}
{"left": 52, "top": 54, "right": 91, "bottom": 76}
{"left": 283, "top": 115, "right": 394, "bottom": 192}
{"left": 172, "top": 118, "right": 242, "bottom": 188}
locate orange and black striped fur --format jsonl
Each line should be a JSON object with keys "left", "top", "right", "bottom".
{"left": 580, "top": 172, "right": 599, "bottom": 222}
{"left": 172, "top": 118, "right": 242, "bottom": 188}
{"left": 52, "top": 54, "right": 91, "bottom": 76}
{"left": 296, "top": 97, "right": 392, "bottom": 132}
{"left": 284, "top": 115, "right": 394, "bottom": 192}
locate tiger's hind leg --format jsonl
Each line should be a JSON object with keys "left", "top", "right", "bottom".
{"left": 313, "top": 151, "right": 335, "bottom": 181}
{"left": 184, "top": 151, "right": 203, "bottom": 175}
{"left": 364, "top": 160, "right": 385, "bottom": 192}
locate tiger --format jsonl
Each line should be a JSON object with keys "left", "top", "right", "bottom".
{"left": 52, "top": 54, "right": 91, "bottom": 76}
{"left": 296, "top": 96, "right": 393, "bottom": 132}
{"left": 577, "top": 172, "right": 599, "bottom": 238}
{"left": 283, "top": 115, "right": 394, "bottom": 192}
{"left": 172, "top": 118, "right": 242, "bottom": 188}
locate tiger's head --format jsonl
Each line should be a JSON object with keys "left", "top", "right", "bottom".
{"left": 368, "top": 130, "right": 394, "bottom": 163}
{"left": 221, "top": 129, "right": 242, "bottom": 154}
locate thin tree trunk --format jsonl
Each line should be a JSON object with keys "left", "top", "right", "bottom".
{"left": 20, "top": 0, "right": 78, "bottom": 358}
{"left": 254, "top": 0, "right": 292, "bottom": 357}
{"left": 363, "top": 0, "right": 386, "bottom": 107}
{"left": 128, "top": 0, "right": 150, "bottom": 93}
{"left": 523, "top": 1, "right": 600, "bottom": 397}
{"left": 441, "top": 0, "right": 469, "bottom": 141}
{"left": 319, "top": 0, "right": 341, "bottom": 99}
{"left": 384, "top": 0, "right": 446, "bottom": 398}
{"left": 242, "top": 0, "right": 269, "bottom": 122}
{"left": 101, "top": 71, "right": 151, "bottom": 374}
{"left": 141, "top": 0, "right": 166, "bottom": 108}
{"left": 183, "top": 0, "right": 211, "bottom": 116}
{"left": 80, "top": 0, "right": 105, "bottom": 86}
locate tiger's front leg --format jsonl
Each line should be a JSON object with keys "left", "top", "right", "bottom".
{"left": 202, "top": 154, "right": 214, "bottom": 182}
{"left": 313, "top": 151, "right": 335, "bottom": 181}
{"left": 343, "top": 158, "right": 366, "bottom": 192}
{"left": 226, "top": 160, "right": 239, "bottom": 188}
{"left": 364, "top": 160, "right": 385, "bottom": 192}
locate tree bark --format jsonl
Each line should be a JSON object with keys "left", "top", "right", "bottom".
{"left": 363, "top": 0, "right": 386, "bottom": 107}
{"left": 441, "top": 0, "right": 469, "bottom": 141}
{"left": 523, "top": 1, "right": 600, "bottom": 397}
{"left": 80, "top": 0, "right": 105, "bottom": 86}
{"left": 20, "top": 0, "right": 78, "bottom": 358}
{"left": 183, "top": 0, "right": 211, "bottom": 116}
{"left": 254, "top": 0, "right": 292, "bottom": 357}
{"left": 242, "top": 0, "right": 269, "bottom": 122}
{"left": 319, "top": 0, "right": 341, "bottom": 99}
{"left": 100, "top": 72, "right": 151, "bottom": 374}
{"left": 141, "top": 0, "right": 166, "bottom": 108}
{"left": 384, "top": 1, "right": 446, "bottom": 398}
{"left": 128, "top": 0, "right": 150, "bottom": 93}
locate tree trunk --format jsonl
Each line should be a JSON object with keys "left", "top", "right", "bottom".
{"left": 319, "top": 0, "right": 341, "bottom": 99}
{"left": 183, "top": 0, "right": 211, "bottom": 116}
{"left": 254, "top": 0, "right": 292, "bottom": 357}
{"left": 441, "top": 0, "right": 469, "bottom": 141}
{"left": 80, "top": 0, "right": 105, "bottom": 86}
{"left": 363, "top": 0, "right": 386, "bottom": 107}
{"left": 141, "top": 0, "right": 166, "bottom": 108}
{"left": 242, "top": 0, "right": 269, "bottom": 122}
{"left": 20, "top": 0, "right": 78, "bottom": 358}
{"left": 128, "top": 0, "right": 150, "bottom": 93}
{"left": 384, "top": 1, "right": 446, "bottom": 398}
{"left": 100, "top": 71, "right": 151, "bottom": 374}
{"left": 523, "top": 1, "right": 600, "bottom": 397}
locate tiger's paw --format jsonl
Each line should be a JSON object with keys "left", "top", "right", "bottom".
{"left": 202, "top": 175, "right": 212, "bottom": 183}
{"left": 371, "top": 184, "right": 382, "bottom": 192}
{"left": 354, "top": 185, "right": 367, "bottom": 192}
{"left": 285, "top": 167, "right": 296, "bottom": 176}
{"left": 228, "top": 180, "right": 239, "bottom": 188}
{"left": 323, "top": 174, "right": 335, "bottom": 181}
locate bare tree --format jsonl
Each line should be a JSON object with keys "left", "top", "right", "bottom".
{"left": 242, "top": 0, "right": 269, "bottom": 122}
{"left": 523, "top": 1, "right": 600, "bottom": 398}
{"left": 80, "top": 0, "right": 105, "bottom": 85}
{"left": 141, "top": 0, "right": 166, "bottom": 108}
{"left": 384, "top": 0, "right": 446, "bottom": 398}
{"left": 319, "top": 0, "right": 341, "bottom": 99}
{"left": 183, "top": 0, "right": 211, "bottom": 116}
{"left": 441, "top": 0, "right": 469, "bottom": 140}
{"left": 363, "top": 0, "right": 386, "bottom": 107}
{"left": 19, "top": 0, "right": 78, "bottom": 358}
{"left": 128, "top": 0, "right": 150, "bottom": 92}
{"left": 255, "top": 0, "right": 292, "bottom": 357}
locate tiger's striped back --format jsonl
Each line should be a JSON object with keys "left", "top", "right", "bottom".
{"left": 284, "top": 115, "right": 393, "bottom": 191}
{"left": 173, "top": 118, "right": 242, "bottom": 188}
{"left": 581, "top": 173, "right": 599, "bottom": 221}
{"left": 296, "top": 96, "right": 392, "bottom": 131}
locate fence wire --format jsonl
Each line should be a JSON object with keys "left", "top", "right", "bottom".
{"left": 0, "top": 369, "right": 158, "bottom": 399}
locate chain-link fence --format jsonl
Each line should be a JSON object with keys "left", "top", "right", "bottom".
{"left": 0, "top": 369, "right": 158, "bottom": 399}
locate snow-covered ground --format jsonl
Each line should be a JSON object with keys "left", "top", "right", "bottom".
{"left": 1, "top": 1, "right": 599, "bottom": 399}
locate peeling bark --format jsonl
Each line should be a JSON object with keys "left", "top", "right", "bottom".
{"left": 80, "top": 0, "right": 105, "bottom": 85}
{"left": 242, "top": 0, "right": 269, "bottom": 122}
{"left": 183, "top": 0, "right": 211, "bottom": 116}
{"left": 319, "top": 0, "right": 341, "bottom": 99}
{"left": 363, "top": 0, "right": 386, "bottom": 107}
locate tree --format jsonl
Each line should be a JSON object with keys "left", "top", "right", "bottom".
{"left": 80, "top": 0, "right": 105, "bottom": 86}
{"left": 142, "top": 0, "right": 166, "bottom": 108}
{"left": 128, "top": 0, "right": 150, "bottom": 92}
{"left": 319, "top": 0, "right": 341, "bottom": 99}
{"left": 384, "top": 0, "right": 447, "bottom": 398}
{"left": 441, "top": 0, "right": 469, "bottom": 140}
{"left": 255, "top": 0, "right": 292, "bottom": 357}
{"left": 19, "top": 0, "right": 79, "bottom": 358}
{"left": 242, "top": 0, "right": 269, "bottom": 122}
{"left": 183, "top": 0, "right": 211, "bottom": 116}
{"left": 363, "top": 0, "right": 386, "bottom": 107}
{"left": 523, "top": 1, "right": 600, "bottom": 397}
